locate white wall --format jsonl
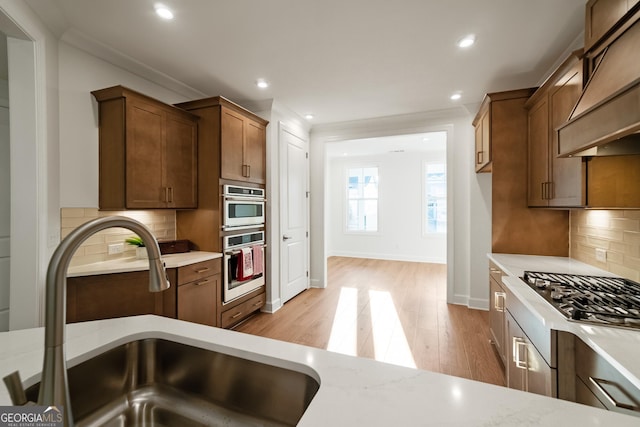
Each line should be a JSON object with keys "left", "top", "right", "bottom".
{"left": 58, "top": 42, "right": 204, "bottom": 208}
{"left": 0, "top": 0, "right": 60, "bottom": 329}
{"left": 310, "top": 109, "right": 491, "bottom": 308}
{"left": 327, "top": 150, "right": 446, "bottom": 263}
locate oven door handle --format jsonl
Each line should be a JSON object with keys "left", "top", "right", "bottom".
{"left": 223, "top": 196, "right": 266, "bottom": 202}
{"left": 225, "top": 244, "right": 267, "bottom": 256}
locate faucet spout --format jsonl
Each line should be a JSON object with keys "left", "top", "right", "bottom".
{"left": 37, "top": 216, "right": 170, "bottom": 426}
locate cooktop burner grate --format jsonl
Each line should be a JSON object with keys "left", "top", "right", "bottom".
{"left": 522, "top": 271, "right": 640, "bottom": 330}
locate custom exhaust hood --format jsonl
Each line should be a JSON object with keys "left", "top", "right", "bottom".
{"left": 557, "top": 12, "right": 640, "bottom": 157}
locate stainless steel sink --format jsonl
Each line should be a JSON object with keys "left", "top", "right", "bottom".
{"left": 25, "top": 338, "right": 320, "bottom": 426}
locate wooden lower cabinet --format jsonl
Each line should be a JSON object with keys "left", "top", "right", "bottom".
{"left": 67, "top": 258, "right": 223, "bottom": 327}
{"left": 67, "top": 270, "right": 177, "bottom": 323}
{"left": 505, "top": 311, "right": 557, "bottom": 397}
{"left": 221, "top": 291, "right": 266, "bottom": 329}
{"left": 489, "top": 263, "right": 507, "bottom": 366}
{"left": 175, "top": 259, "right": 221, "bottom": 326}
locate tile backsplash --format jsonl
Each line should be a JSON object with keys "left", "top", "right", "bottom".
{"left": 570, "top": 209, "right": 640, "bottom": 281}
{"left": 61, "top": 208, "right": 176, "bottom": 267}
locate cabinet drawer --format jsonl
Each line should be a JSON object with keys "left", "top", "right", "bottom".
{"left": 575, "top": 338, "right": 640, "bottom": 416}
{"left": 221, "top": 292, "right": 265, "bottom": 328}
{"left": 177, "top": 258, "right": 221, "bottom": 286}
{"left": 489, "top": 261, "right": 504, "bottom": 284}
{"left": 177, "top": 273, "right": 219, "bottom": 326}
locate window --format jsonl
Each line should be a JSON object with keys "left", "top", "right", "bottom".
{"left": 346, "top": 166, "right": 378, "bottom": 232}
{"left": 424, "top": 163, "right": 446, "bottom": 233}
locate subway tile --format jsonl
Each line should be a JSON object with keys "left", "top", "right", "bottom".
{"left": 83, "top": 208, "right": 99, "bottom": 218}
{"left": 610, "top": 218, "right": 640, "bottom": 231}
{"left": 608, "top": 262, "right": 640, "bottom": 282}
{"left": 61, "top": 208, "right": 86, "bottom": 218}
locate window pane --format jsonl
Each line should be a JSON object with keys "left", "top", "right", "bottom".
{"left": 346, "top": 166, "right": 378, "bottom": 232}
{"left": 425, "top": 163, "right": 446, "bottom": 233}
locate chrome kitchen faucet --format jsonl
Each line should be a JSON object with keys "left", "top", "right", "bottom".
{"left": 3, "top": 216, "right": 170, "bottom": 426}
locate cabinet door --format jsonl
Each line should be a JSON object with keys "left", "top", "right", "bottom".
{"left": 165, "top": 112, "right": 198, "bottom": 208}
{"left": 549, "top": 62, "right": 585, "bottom": 207}
{"left": 506, "top": 312, "right": 527, "bottom": 392}
{"left": 220, "top": 108, "right": 246, "bottom": 182}
{"left": 489, "top": 276, "right": 506, "bottom": 364}
{"left": 474, "top": 108, "right": 491, "bottom": 172}
{"left": 527, "top": 97, "right": 550, "bottom": 207}
{"left": 525, "top": 336, "right": 557, "bottom": 397}
{"left": 177, "top": 273, "right": 219, "bottom": 326}
{"left": 126, "top": 99, "right": 165, "bottom": 208}
{"left": 244, "top": 119, "right": 266, "bottom": 184}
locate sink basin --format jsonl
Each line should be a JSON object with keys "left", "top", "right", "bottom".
{"left": 26, "top": 338, "right": 320, "bottom": 426}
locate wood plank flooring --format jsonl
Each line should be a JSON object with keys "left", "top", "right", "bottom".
{"left": 234, "top": 256, "right": 506, "bottom": 387}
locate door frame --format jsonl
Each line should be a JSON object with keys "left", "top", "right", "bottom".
{"left": 0, "top": 2, "right": 56, "bottom": 329}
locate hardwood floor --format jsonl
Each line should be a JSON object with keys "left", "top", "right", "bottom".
{"left": 234, "top": 256, "right": 506, "bottom": 387}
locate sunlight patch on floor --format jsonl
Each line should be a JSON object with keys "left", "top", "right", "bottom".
{"left": 369, "top": 290, "right": 416, "bottom": 368}
{"left": 326, "top": 286, "right": 416, "bottom": 368}
{"left": 326, "top": 287, "right": 358, "bottom": 356}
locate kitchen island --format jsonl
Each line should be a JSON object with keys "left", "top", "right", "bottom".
{"left": 0, "top": 315, "right": 637, "bottom": 426}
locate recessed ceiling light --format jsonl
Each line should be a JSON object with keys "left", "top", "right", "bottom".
{"left": 457, "top": 35, "right": 476, "bottom": 48}
{"left": 304, "top": 114, "right": 314, "bottom": 120}
{"left": 154, "top": 4, "right": 174, "bottom": 20}
{"left": 450, "top": 92, "right": 462, "bottom": 100}
{"left": 256, "top": 79, "right": 269, "bottom": 89}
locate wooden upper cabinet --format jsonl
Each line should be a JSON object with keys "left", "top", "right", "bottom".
{"left": 525, "top": 51, "right": 585, "bottom": 207}
{"left": 92, "top": 85, "right": 198, "bottom": 210}
{"left": 220, "top": 106, "right": 266, "bottom": 184}
{"left": 527, "top": 96, "right": 550, "bottom": 206}
{"left": 473, "top": 100, "right": 492, "bottom": 173}
{"left": 220, "top": 107, "right": 247, "bottom": 182}
{"left": 175, "top": 96, "right": 268, "bottom": 186}
{"left": 244, "top": 119, "right": 267, "bottom": 184}
{"left": 585, "top": 0, "right": 640, "bottom": 51}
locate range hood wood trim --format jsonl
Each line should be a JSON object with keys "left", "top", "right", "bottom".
{"left": 557, "top": 79, "right": 640, "bottom": 156}
{"left": 557, "top": 11, "right": 640, "bottom": 157}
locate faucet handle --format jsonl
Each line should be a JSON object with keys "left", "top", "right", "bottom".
{"left": 3, "top": 370, "right": 28, "bottom": 405}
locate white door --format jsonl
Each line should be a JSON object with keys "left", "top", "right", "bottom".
{"left": 280, "top": 124, "right": 309, "bottom": 303}
{"left": 0, "top": 103, "right": 10, "bottom": 331}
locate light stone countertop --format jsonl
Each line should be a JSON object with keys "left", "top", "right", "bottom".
{"left": 67, "top": 251, "right": 222, "bottom": 277}
{"left": 0, "top": 315, "right": 638, "bottom": 426}
{"left": 488, "top": 253, "right": 640, "bottom": 392}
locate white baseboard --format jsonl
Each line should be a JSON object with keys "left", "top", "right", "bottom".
{"left": 0, "top": 309, "right": 8, "bottom": 332}
{"left": 309, "top": 279, "right": 325, "bottom": 288}
{"left": 328, "top": 251, "right": 446, "bottom": 264}
{"left": 468, "top": 298, "right": 489, "bottom": 311}
{"left": 263, "top": 298, "right": 282, "bottom": 314}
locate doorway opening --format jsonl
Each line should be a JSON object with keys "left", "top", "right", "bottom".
{"left": 325, "top": 131, "right": 447, "bottom": 264}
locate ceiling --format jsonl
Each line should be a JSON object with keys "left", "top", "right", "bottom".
{"left": 25, "top": 0, "right": 586, "bottom": 126}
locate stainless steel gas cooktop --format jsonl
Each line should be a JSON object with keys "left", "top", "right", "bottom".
{"left": 523, "top": 271, "right": 640, "bottom": 330}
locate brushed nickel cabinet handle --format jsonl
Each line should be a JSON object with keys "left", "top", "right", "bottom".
{"left": 495, "top": 292, "right": 506, "bottom": 312}
{"left": 231, "top": 311, "right": 243, "bottom": 319}
{"left": 252, "top": 301, "right": 263, "bottom": 307}
{"left": 168, "top": 187, "right": 173, "bottom": 203}
{"left": 477, "top": 151, "right": 483, "bottom": 165}
{"left": 589, "top": 377, "right": 640, "bottom": 412}
{"left": 247, "top": 164, "right": 251, "bottom": 177}
{"left": 512, "top": 337, "right": 527, "bottom": 370}
{"left": 195, "top": 267, "right": 210, "bottom": 273}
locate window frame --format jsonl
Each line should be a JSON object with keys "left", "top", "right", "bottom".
{"left": 422, "top": 161, "right": 447, "bottom": 236}
{"left": 343, "top": 164, "right": 380, "bottom": 235}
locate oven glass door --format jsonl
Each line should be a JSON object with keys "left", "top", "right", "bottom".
{"left": 224, "top": 246, "right": 265, "bottom": 303}
{"left": 224, "top": 199, "right": 264, "bottom": 228}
